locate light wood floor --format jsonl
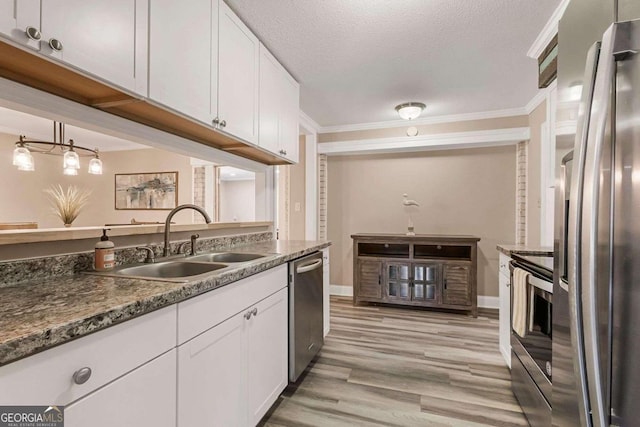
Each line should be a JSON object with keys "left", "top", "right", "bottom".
{"left": 260, "top": 296, "right": 527, "bottom": 427}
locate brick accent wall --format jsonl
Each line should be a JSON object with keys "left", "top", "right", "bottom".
{"left": 516, "top": 141, "right": 527, "bottom": 245}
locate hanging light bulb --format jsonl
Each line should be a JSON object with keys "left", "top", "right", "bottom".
{"left": 63, "top": 139, "right": 80, "bottom": 171}
{"left": 63, "top": 166, "right": 78, "bottom": 176}
{"left": 88, "top": 149, "right": 103, "bottom": 175}
{"left": 17, "top": 151, "right": 35, "bottom": 171}
{"left": 13, "top": 142, "right": 34, "bottom": 170}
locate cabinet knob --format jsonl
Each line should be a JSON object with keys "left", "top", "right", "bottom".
{"left": 25, "top": 26, "right": 41, "bottom": 41}
{"left": 244, "top": 307, "right": 258, "bottom": 320}
{"left": 212, "top": 117, "right": 219, "bottom": 126}
{"left": 220, "top": 120, "right": 226, "bottom": 128}
{"left": 48, "top": 38, "right": 63, "bottom": 52}
{"left": 72, "top": 367, "right": 92, "bottom": 385}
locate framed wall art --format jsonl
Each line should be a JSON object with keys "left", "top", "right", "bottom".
{"left": 115, "top": 171, "right": 178, "bottom": 210}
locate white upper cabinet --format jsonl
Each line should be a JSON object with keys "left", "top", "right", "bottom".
{"left": 0, "top": 0, "right": 41, "bottom": 49}
{"left": 149, "top": 0, "right": 218, "bottom": 124}
{"left": 218, "top": 1, "right": 259, "bottom": 144}
{"left": 259, "top": 43, "right": 300, "bottom": 163}
{"left": 39, "top": 0, "right": 148, "bottom": 95}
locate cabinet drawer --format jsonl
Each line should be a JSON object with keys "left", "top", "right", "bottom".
{"left": 499, "top": 253, "right": 511, "bottom": 278}
{"left": 66, "top": 349, "right": 176, "bottom": 427}
{"left": 178, "top": 264, "right": 287, "bottom": 344}
{"left": 0, "top": 305, "right": 176, "bottom": 405}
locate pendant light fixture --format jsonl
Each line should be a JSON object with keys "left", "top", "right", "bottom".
{"left": 395, "top": 102, "right": 426, "bottom": 121}
{"left": 12, "top": 122, "right": 103, "bottom": 175}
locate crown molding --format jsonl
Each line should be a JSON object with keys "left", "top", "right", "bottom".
{"left": 318, "top": 107, "right": 529, "bottom": 134}
{"left": 525, "top": 89, "right": 548, "bottom": 114}
{"left": 299, "top": 110, "right": 321, "bottom": 134}
{"left": 527, "top": 0, "right": 569, "bottom": 59}
{"left": 318, "top": 127, "right": 530, "bottom": 156}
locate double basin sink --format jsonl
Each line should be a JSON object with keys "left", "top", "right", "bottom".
{"left": 89, "top": 252, "right": 271, "bottom": 282}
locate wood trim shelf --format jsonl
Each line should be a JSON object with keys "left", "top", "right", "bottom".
{"left": 0, "top": 39, "right": 289, "bottom": 166}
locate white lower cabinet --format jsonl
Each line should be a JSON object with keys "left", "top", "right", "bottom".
{"left": 66, "top": 350, "right": 177, "bottom": 427}
{"left": 177, "top": 279, "right": 288, "bottom": 427}
{"left": 498, "top": 252, "right": 512, "bottom": 367}
{"left": 178, "top": 264, "right": 289, "bottom": 427}
{"left": 322, "top": 247, "right": 330, "bottom": 336}
{"left": 247, "top": 288, "right": 288, "bottom": 425}
{"left": 178, "top": 310, "right": 247, "bottom": 426}
{"left": 0, "top": 266, "right": 290, "bottom": 427}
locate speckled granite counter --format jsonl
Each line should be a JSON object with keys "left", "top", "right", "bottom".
{"left": 0, "top": 240, "right": 329, "bottom": 366}
{"left": 496, "top": 244, "right": 553, "bottom": 257}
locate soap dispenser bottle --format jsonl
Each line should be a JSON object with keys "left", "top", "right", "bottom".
{"left": 94, "top": 229, "right": 115, "bottom": 271}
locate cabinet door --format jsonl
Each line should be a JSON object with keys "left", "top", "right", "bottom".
{"left": 40, "top": 0, "right": 147, "bottom": 94}
{"left": 66, "top": 349, "right": 176, "bottom": 427}
{"left": 149, "top": 0, "right": 217, "bottom": 123}
{"left": 442, "top": 263, "right": 471, "bottom": 306}
{"left": 322, "top": 248, "right": 330, "bottom": 336}
{"left": 412, "top": 263, "right": 439, "bottom": 303}
{"left": 386, "top": 262, "right": 411, "bottom": 301}
{"left": 258, "top": 43, "right": 281, "bottom": 155}
{"left": 499, "top": 270, "right": 511, "bottom": 367}
{"left": 178, "top": 312, "right": 247, "bottom": 427}
{"left": 356, "top": 259, "right": 382, "bottom": 299}
{"left": 218, "top": 1, "right": 259, "bottom": 144}
{"left": 247, "top": 288, "right": 288, "bottom": 425}
{"left": 279, "top": 70, "right": 300, "bottom": 163}
{"left": 0, "top": 0, "right": 40, "bottom": 49}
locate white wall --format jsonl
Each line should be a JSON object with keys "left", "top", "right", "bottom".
{"left": 219, "top": 179, "right": 256, "bottom": 222}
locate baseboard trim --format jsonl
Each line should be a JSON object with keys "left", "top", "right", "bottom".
{"left": 478, "top": 296, "right": 499, "bottom": 309}
{"left": 330, "top": 286, "right": 499, "bottom": 309}
{"left": 330, "top": 285, "right": 353, "bottom": 296}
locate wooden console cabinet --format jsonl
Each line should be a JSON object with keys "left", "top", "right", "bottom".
{"left": 352, "top": 234, "right": 481, "bottom": 317}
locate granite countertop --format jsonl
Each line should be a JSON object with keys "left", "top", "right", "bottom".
{"left": 496, "top": 244, "right": 553, "bottom": 257}
{"left": 0, "top": 240, "right": 329, "bottom": 366}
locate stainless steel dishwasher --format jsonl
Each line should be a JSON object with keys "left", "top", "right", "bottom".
{"left": 289, "top": 251, "right": 324, "bottom": 382}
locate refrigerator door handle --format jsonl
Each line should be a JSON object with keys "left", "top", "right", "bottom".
{"left": 568, "top": 39, "right": 601, "bottom": 427}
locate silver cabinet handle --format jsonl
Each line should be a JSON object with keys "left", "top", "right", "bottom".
{"left": 72, "top": 367, "right": 92, "bottom": 385}
{"left": 219, "top": 120, "right": 226, "bottom": 128}
{"left": 251, "top": 307, "right": 258, "bottom": 317}
{"left": 244, "top": 310, "right": 252, "bottom": 320}
{"left": 49, "top": 38, "right": 63, "bottom": 52}
{"left": 25, "top": 26, "right": 41, "bottom": 41}
{"left": 212, "top": 117, "right": 219, "bottom": 126}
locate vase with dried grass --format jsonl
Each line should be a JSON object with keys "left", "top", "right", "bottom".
{"left": 44, "top": 184, "right": 92, "bottom": 227}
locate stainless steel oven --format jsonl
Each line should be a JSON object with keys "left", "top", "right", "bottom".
{"left": 510, "top": 254, "right": 553, "bottom": 427}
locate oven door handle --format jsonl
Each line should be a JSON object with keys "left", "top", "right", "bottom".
{"left": 568, "top": 39, "right": 601, "bottom": 427}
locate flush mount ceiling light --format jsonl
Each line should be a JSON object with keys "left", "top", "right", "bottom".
{"left": 13, "top": 122, "right": 103, "bottom": 175}
{"left": 395, "top": 102, "right": 426, "bottom": 121}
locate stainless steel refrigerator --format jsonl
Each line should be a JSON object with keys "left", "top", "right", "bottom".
{"left": 554, "top": 1, "right": 640, "bottom": 426}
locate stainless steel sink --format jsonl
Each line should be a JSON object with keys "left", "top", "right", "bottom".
{"left": 86, "top": 260, "right": 230, "bottom": 282}
{"left": 187, "top": 252, "right": 267, "bottom": 263}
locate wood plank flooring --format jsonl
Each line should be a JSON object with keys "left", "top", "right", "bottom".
{"left": 260, "top": 297, "right": 526, "bottom": 427}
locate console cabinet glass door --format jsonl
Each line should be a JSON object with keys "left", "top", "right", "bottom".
{"left": 412, "top": 263, "right": 439, "bottom": 302}
{"left": 386, "top": 262, "right": 439, "bottom": 302}
{"left": 386, "top": 262, "right": 410, "bottom": 300}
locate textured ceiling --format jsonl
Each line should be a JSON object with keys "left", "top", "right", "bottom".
{"left": 225, "top": 0, "right": 560, "bottom": 127}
